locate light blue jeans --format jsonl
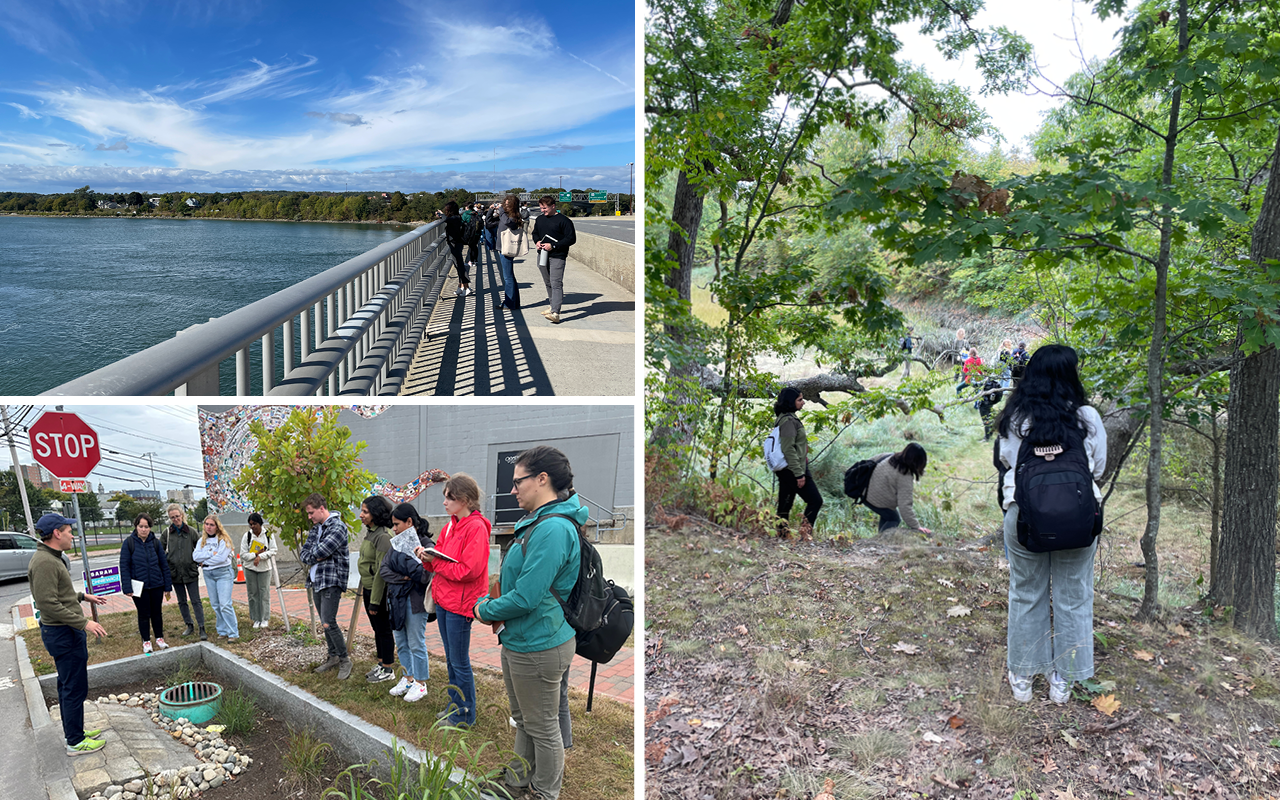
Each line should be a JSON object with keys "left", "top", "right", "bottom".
{"left": 392, "top": 597, "right": 431, "bottom": 683}
{"left": 1003, "top": 504, "right": 1095, "bottom": 681}
{"left": 203, "top": 565, "right": 239, "bottom": 639}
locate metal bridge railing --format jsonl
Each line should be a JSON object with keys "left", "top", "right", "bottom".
{"left": 45, "top": 221, "right": 450, "bottom": 396}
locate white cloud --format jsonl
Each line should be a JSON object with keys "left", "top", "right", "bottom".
{"left": 6, "top": 101, "right": 41, "bottom": 119}
{"left": 195, "top": 56, "right": 320, "bottom": 104}
{"left": 432, "top": 19, "right": 556, "bottom": 59}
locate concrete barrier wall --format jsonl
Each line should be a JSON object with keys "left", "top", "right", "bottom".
{"left": 572, "top": 232, "right": 635, "bottom": 293}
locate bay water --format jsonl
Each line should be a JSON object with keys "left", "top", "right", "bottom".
{"left": 0, "top": 216, "right": 412, "bottom": 395}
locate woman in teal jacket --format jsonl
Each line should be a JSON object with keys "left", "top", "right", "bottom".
{"left": 474, "top": 445, "right": 583, "bottom": 800}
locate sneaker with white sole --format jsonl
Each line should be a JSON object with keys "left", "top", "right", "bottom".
{"left": 156, "top": 638, "right": 168, "bottom": 650}
{"left": 1008, "top": 670, "right": 1033, "bottom": 703}
{"left": 67, "top": 738, "right": 106, "bottom": 756}
{"left": 368, "top": 665, "right": 396, "bottom": 683}
{"left": 404, "top": 682, "right": 429, "bottom": 703}
{"left": 389, "top": 676, "right": 413, "bottom": 697}
{"left": 1048, "top": 672, "right": 1071, "bottom": 704}
{"left": 142, "top": 641, "right": 153, "bottom": 656}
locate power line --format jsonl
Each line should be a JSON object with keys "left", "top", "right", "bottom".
{"left": 69, "top": 413, "right": 201, "bottom": 452}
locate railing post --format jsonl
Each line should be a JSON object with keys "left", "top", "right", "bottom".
{"left": 236, "top": 348, "right": 250, "bottom": 395}
{"left": 283, "top": 318, "right": 295, "bottom": 375}
{"left": 261, "top": 329, "right": 275, "bottom": 393}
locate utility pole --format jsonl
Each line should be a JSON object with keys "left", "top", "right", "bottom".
{"left": 1, "top": 405, "right": 35, "bottom": 536}
{"left": 628, "top": 162, "right": 634, "bottom": 215}
{"left": 558, "top": 175, "right": 566, "bottom": 189}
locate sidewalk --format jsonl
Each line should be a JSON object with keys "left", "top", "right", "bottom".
{"left": 400, "top": 243, "right": 635, "bottom": 396}
{"left": 13, "top": 578, "right": 633, "bottom": 705}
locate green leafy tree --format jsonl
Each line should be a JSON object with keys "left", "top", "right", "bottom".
{"left": 75, "top": 489, "right": 103, "bottom": 524}
{"left": 230, "top": 407, "right": 375, "bottom": 557}
{"left": 190, "top": 496, "right": 209, "bottom": 524}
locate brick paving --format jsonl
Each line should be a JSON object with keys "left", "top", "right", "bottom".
{"left": 18, "top": 579, "right": 633, "bottom": 704}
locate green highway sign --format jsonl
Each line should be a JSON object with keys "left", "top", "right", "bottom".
{"left": 558, "top": 191, "right": 572, "bottom": 202}
{"left": 588, "top": 191, "right": 607, "bottom": 203}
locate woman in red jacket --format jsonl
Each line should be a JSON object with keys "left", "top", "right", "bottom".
{"left": 418, "top": 473, "right": 490, "bottom": 727}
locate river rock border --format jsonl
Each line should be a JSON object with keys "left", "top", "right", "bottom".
{"left": 82, "top": 692, "right": 252, "bottom": 800}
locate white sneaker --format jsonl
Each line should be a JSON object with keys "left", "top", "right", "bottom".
{"left": 389, "top": 676, "right": 413, "bottom": 697}
{"left": 404, "top": 682, "right": 428, "bottom": 702}
{"left": 1008, "top": 670, "right": 1033, "bottom": 703}
{"left": 1049, "top": 672, "right": 1071, "bottom": 705}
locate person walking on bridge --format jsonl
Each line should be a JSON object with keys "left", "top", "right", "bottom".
{"left": 444, "top": 201, "right": 473, "bottom": 298}
{"left": 497, "top": 196, "right": 528, "bottom": 310}
{"left": 532, "top": 195, "right": 577, "bottom": 324}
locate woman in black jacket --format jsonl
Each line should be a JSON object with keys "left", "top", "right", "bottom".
{"left": 379, "top": 503, "right": 435, "bottom": 703}
{"left": 443, "top": 201, "right": 472, "bottom": 298}
{"left": 120, "top": 512, "right": 172, "bottom": 656}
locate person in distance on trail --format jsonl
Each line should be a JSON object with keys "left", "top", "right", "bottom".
{"left": 772, "top": 386, "right": 823, "bottom": 539}
{"left": 496, "top": 196, "right": 528, "bottom": 310}
{"left": 443, "top": 200, "right": 473, "bottom": 298}
{"left": 997, "top": 338, "right": 1015, "bottom": 388}
{"left": 380, "top": 502, "right": 434, "bottom": 703}
{"left": 415, "top": 473, "right": 490, "bottom": 725}
{"left": 863, "top": 444, "right": 933, "bottom": 536}
{"left": 192, "top": 514, "right": 239, "bottom": 641}
{"left": 300, "top": 493, "right": 354, "bottom": 680}
{"left": 356, "top": 495, "right": 398, "bottom": 684}
{"left": 531, "top": 194, "right": 578, "bottom": 324}
{"left": 951, "top": 327, "right": 970, "bottom": 382}
{"left": 901, "top": 326, "right": 915, "bottom": 377}
{"left": 163, "top": 504, "right": 207, "bottom": 641}
{"left": 240, "top": 512, "right": 279, "bottom": 629}
{"left": 957, "top": 346, "right": 983, "bottom": 395}
{"left": 1010, "top": 341, "right": 1031, "bottom": 385}
{"left": 29, "top": 513, "right": 109, "bottom": 756}
{"left": 120, "top": 512, "right": 172, "bottom": 656}
{"left": 995, "top": 344, "right": 1106, "bottom": 705}
{"left": 473, "top": 446, "right": 584, "bottom": 800}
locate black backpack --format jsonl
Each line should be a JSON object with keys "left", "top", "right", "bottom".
{"left": 843, "top": 454, "right": 889, "bottom": 504}
{"left": 1012, "top": 424, "right": 1102, "bottom": 552}
{"left": 461, "top": 210, "right": 480, "bottom": 242}
{"left": 521, "top": 512, "right": 633, "bottom": 663}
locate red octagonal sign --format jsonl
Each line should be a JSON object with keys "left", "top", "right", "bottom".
{"left": 29, "top": 412, "right": 101, "bottom": 480}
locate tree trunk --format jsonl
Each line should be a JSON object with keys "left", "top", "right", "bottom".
{"left": 649, "top": 167, "right": 709, "bottom": 449}
{"left": 1137, "top": 0, "right": 1188, "bottom": 621}
{"left": 1211, "top": 123, "right": 1280, "bottom": 641}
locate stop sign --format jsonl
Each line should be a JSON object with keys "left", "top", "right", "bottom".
{"left": 29, "top": 412, "right": 101, "bottom": 480}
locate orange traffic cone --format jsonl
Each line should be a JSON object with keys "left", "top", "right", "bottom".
{"left": 234, "top": 561, "right": 246, "bottom": 584}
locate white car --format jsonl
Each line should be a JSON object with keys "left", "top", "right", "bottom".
{"left": 0, "top": 531, "right": 69, "bottom": 580}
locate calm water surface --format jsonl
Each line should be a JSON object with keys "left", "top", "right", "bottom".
{"left": 0, "top": 216, "right": 412, "bottom": 394}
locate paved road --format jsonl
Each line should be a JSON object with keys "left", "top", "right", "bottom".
{"left": 568, "top": 217, "right": 634, "bottom": 243}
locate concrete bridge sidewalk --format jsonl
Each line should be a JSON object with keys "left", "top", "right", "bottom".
{"left": 15, "top": 580, "right": 634, "bottom": 706}
{"left": 400, "top": 242, "right": 635, "bottom": 396}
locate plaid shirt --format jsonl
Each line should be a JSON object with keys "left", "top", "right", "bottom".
{"left": 299, "top": 512, "right": 350, "bottom": 592}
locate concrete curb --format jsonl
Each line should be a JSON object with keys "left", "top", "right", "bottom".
{"left": 31, "top": 642, "right": 499, "bottom": 798}
{"left": 11, "top": 607, "right": 78, "bottom": 800}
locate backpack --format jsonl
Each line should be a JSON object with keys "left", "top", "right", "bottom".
{"left": 763, "top": 426, "right": 788, "bottom": 472}
{"left": 461, "top": 209, "right": 480, "bottom": 241}
{"left": 843, "top": 454, "right": 890, "bottom": 504}
{"left": 1012, "top": 423, "right": 1102, "bottom": 552}
{"left": 901, "top": 335, "right": 912, "bottom": 351}
{"left": 521, "top": 512, "right": 633, "bottom": 663}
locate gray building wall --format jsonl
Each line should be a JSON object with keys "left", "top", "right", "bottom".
{"left": 337, "top": 404, "right": 633, "bottom": 525}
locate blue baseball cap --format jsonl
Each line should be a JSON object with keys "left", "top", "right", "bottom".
{"left": 35, "top": 513, "right": 77, "bottom": 537}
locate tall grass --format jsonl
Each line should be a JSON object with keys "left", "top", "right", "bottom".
{"left": 321, "top": 725, "right": 522, "bottom": 800}
{"left": 284, "top": 725, "right": 333, "bottom": 794}
{"left": 215, "top": 686, "right": 258, "bottom": 735}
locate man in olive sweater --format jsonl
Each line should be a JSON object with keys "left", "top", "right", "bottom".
{"left": 531, "top": 195, "right": 578, "bottom": 324}
{"left": 28, "top": 513, "right": 108, "bottom": 755}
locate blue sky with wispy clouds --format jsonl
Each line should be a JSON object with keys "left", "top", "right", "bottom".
{"left": 0, "top": 0, "right": 635, "bottom": 193}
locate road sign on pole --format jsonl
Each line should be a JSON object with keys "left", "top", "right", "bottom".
{"left": 29, "top": 412, "right": 102, "bottom": 479}
{"left": 59, "top": 479, "right": 90, "bottom": 493}
{"left": 558, "top": 191, "right": 572, "bottom": 202}
{"left": 588, "top": 191, "right": 607, "bottom": 203}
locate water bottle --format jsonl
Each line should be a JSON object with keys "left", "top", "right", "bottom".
{"left": 538, "top": 235, "right": 558, "bottom": 267}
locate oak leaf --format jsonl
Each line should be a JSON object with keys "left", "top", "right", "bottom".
{"left": 1092, "top": 694, "right": 1121, "bottom": 716}
{"left": 1134, "top": 650, "right": 1155, "bottom": 661}
{"left": 947, "top": 715, "right": 965, "bottom": 729}
{"left": 1042, "top": 755, "right": 1058, "bottom": 774}
{"left": 892, "top": 641, "right": 921, "bottom": 655}
{"left": 947, "top": 605, "right": 971, "bottom": 618}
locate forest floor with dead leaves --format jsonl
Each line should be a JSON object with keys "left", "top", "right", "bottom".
{"left": 643, "top": 514, "right": 1280, "bottom": 800}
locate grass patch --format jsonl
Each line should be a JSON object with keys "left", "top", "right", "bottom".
{"left": 215, "top": 685, "right": 258, "bottom": 735}
{"left": 283, "top": 724, "right": 332, "bottom": 795}
{"left": 845, "top": 729, "right": 909, "bottom": 766}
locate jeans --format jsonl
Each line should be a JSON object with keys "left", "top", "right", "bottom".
{"left": 501, "top": 638, "right": 576, "bottom": 800}
{"left": 41, "top": 624, "right": 89, "bottom": 746}
{"left": 203, "top": 565, "right": 238, "bottom": 638}
{"left": 245, "top": 568, "right": 271, "bottom": 624}
{"left": 864, "top": 503, "right": 901, "bottom": 533}
{"left": 1004, "top": 504, "right": 1096, "bottom": 681}
{"left": 497, "top": 252, "right": 519, "bottom": 306}
{"left": 315, "top": 586, "right": 348, "bottom": 659}
{"left": 392, "top": 597, "right": 431, "bottom": 682}
{"left": 437, "top": 608, "right": 476, "bottom": 725}
{"left": 537, "top": 255, "right": 566, "bottom": 313}
{"left": 482, "top": 228, "right": 495, "bottom": 250}
{"left": 450, "top": 243, "right": 469, "bottom": 286}
{"left": 131, "top": 586, "right": 165, "bottom": 641}
{"left": 776, "top": 468, "right": 823, "bottom": 529}
{"left": 172, "top": 580, "right": 205, "bottom": 629}
{"left": 363, "top": 587, "right": 396, "bottom": 665}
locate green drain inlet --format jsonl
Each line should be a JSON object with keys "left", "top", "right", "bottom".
{"left": 158, "top": 681, "right": 223, "bottom": 725}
